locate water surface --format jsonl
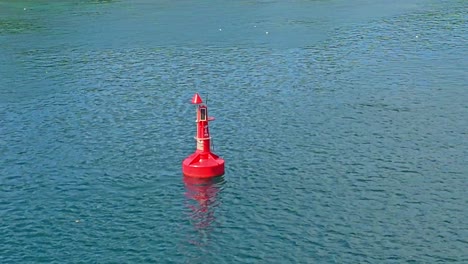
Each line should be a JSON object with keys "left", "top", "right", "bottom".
{"left": 1, "top": 0, "right": 467, "bottom": 263}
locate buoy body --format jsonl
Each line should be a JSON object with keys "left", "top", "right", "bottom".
{"left": 182, "top": 93, "right": 225, "bottom": 178}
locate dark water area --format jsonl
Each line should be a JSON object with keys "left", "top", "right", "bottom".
{"left": 1, "top": 0, "right": 467, "bottom": 263}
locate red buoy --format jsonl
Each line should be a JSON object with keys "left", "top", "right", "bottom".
{"left": 182, "top": 93, "right": 225, "bottom": 178}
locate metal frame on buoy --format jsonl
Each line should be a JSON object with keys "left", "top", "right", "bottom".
{"left": 182, "top": 93, "right": 225, "bottom": 178}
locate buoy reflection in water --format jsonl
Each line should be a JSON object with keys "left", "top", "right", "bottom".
{"left": 184, "top": 176, "right": 225, "bottom": 232}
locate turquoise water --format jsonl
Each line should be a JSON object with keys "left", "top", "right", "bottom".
{"left": 1, "top": 0, "right": 467, "bottom": 263}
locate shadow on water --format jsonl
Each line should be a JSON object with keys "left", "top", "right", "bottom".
{"left": 183, "top": 176, "right": 226, "bottom": 246}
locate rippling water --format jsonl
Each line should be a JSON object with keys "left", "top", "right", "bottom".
{"left": 1, "top": 0, "right": 467, "bottom": 263}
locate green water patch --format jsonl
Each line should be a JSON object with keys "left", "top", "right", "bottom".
{"left": 0, "top": 0, "right": 118, "bottom": 35}
{"left": 0, "top": 18, "right": 44, "bottom": 34}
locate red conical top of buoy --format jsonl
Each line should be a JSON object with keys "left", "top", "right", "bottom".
{"left": 182, "top": 93, "right": 225, "bottom": 178}
{"left": 191, "top": 93, "right": 203, "bottom": 104}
